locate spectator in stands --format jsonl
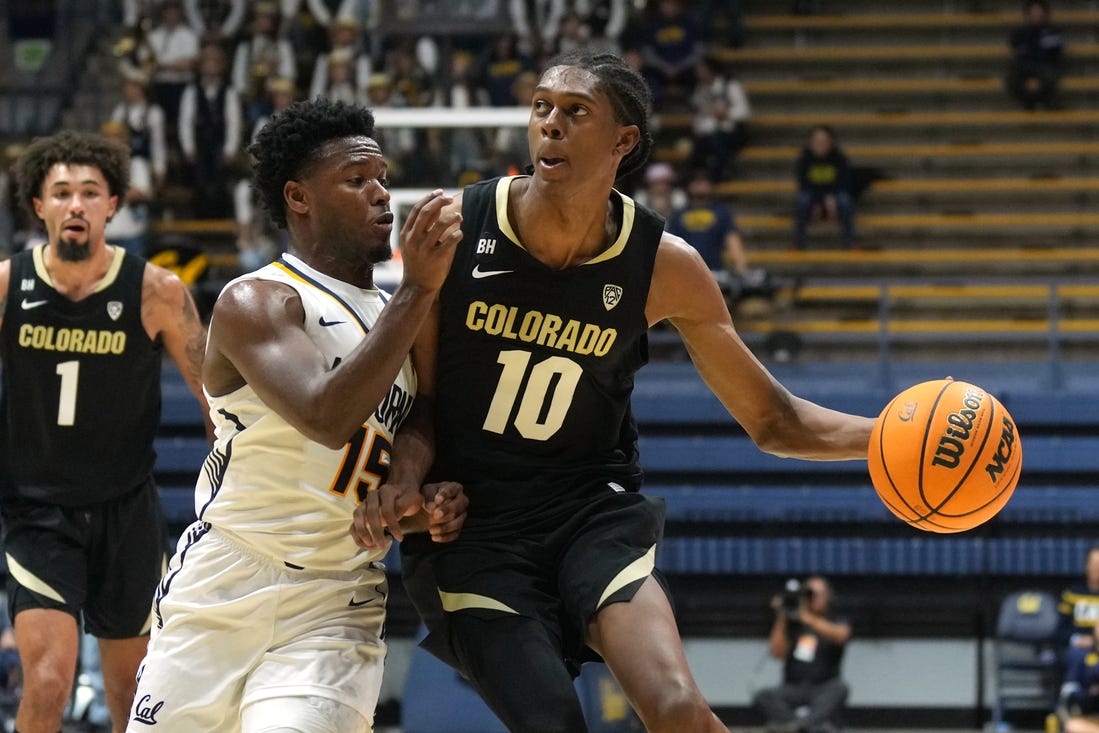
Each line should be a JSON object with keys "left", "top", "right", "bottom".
{"left": 1006, "top": 0, "right": 1065, "bottom": 111}
{"left": 362, "top": 73, "right": 419, "bottom": 183}
{"left": 666, "top": 170, "right": 773, "bottom": 310}
{"left": 113, "top": 10, "right": 158, "bottom": 81}
{"left": 689, "top": 57, "right": 750, "bottom": 182}
{"left": 178, "top": 42, "right": 242, "bottom": 219}
{"left": 122, "top": 0, "right": 158, "bottom": 30}
{"left": 633, "top": 161, "right": 685, "bottom": 218}
{"left": 110, "top": 66, "right": 168, "bottom": 190}
{"left": 233, "top": 77, "right": 295, "bottom": 272}
{"left": 307, "top": 16, "right": 371, "bottom": 104}
{"left": 480, "top": 33, "right": 536, "bottom": 107}
{"left": 1060, "top": 547, "right": 1099, "bottom": 677}
{"left": 576, "top": 0, "right": 630, "bottom": 53}
{"left": 698, "top": 0, "right": 744, "bottom": 48}
{"left": 438, "top": 50, "right": 491, "bottom": 185}
{"left": 667, "top": 171, "right": 747, "bottom": 274}
{"left": 491, "top": 70, "right": 538, "bottom": 177}
{"left": 387, "top": 39, "right": 435, "bottom": 108}
{"left": 100, "top": 121, "right": 153, "bottom": 256}
{"left": 232, "top": 1, "right": 296, "bottom": 126}
{"left": 754, "top": 576, "right": 852, "bottom": 733}
{"left": 312, "top": 48, "right": 360, "bottom": 105}
{"left": 793, "top": 125, "right": 855, "bottom": 250}
{"left": 639, "top": 0, "right": 705, "bottom": 107}
{"left": 509, "top": 0, "right": 567, "bottom": 59}
{"left": 285, "top": 0, "right": 379, "bottom": 80}
{"left": 146, "top": 0, "right": 200, "bottom": 134}
{"left": 1058, "top": 623, "right": 1099, "bottom": 733}
{"left": 552, "top": 10, "right": 589, "bottom": 57}
{"left": 183, "top": 0, "right": 246, "bottom": 45}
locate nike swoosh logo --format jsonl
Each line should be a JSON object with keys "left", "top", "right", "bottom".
{"left": 471, "top": 265, "right": 514, "bottom": 279}
{"left": 21, "top": 299, "right": 47, "bottom": 310}
{"left": 348, "top": 595, "right": 377, "bottom": 608}
{"left": 319, "top": 316, "right": 346, "bottom": 327}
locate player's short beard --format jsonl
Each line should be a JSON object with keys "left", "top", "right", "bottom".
{"left": 55, "top": 239, "right": 91, "bottom": 262}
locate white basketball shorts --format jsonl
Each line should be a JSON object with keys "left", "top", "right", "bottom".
{"left": 125, "top": 524, "right": 387, "bottom": 732}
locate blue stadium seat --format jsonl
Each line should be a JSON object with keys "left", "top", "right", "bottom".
{"left": 650, "top": 485, "right": 1099, "bottom": 525}
{"left": 656, "top": 536, "right": 1097, "bottom": 576}
{"left": 153, "top": 437, "right": 209, "bottom": 474}
{"left": 160, "top": 384, "right": 205, "bottom": 427}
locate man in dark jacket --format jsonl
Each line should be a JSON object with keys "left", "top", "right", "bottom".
{"left": 793, "top": 126, "right": 855, "bottom": 250}
{"left": 1006, "top": 0, "right": 1065, "bottom": 110}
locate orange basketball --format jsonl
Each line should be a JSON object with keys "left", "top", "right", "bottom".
{"left": 868, "top": 379, "right": 1022, "bottom": 533}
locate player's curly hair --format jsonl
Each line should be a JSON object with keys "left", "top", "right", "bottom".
{"left": 14, "top": 131, "right": 130, "bottom": 221}
{"left": 249, "top": 97, "right": 376, "bottom": 229}
{"left": 544, "top": 50, "right": 654, "bottom": 181}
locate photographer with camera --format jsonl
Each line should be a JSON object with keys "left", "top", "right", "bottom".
{"left": 753, "top": 576, "right": 852, "bottom": 733}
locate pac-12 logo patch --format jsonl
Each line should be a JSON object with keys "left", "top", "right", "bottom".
{"left": 107, "top": 301, "right": 124, "bottom": 321}
{"left": 603, "top": 284, "right": 623, "bottom": 311}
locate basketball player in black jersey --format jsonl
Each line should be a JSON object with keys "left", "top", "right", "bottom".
{"left": 0, "top": 131, "right": 210, "bottom": 733}
{"left": 352, "top": 51, "right": 877, "bottom": 732}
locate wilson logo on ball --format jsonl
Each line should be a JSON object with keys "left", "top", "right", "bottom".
{"left": 930, "top": 387, "right": 985, "bottom": 470}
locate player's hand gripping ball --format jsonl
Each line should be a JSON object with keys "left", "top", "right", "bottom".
{"left": 868, "top": 379, "right": 1022, "bottom": 533}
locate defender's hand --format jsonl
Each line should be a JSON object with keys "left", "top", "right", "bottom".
{"left": 350, "top": 482, "right": 425, "bottom": 549}
{"left": 398, "top": 189, "right": 462, "bottom": 293}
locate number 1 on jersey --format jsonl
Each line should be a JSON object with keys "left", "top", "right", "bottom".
{"left": 483, "top": 350, "right": 583, "bottom": 441}
{"left": 55, "top": 360, "right": 79, "bottom": 426}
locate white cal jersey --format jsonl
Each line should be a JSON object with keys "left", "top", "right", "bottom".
{"left": 195, "top": 253, "right": 416, "bottom": 573}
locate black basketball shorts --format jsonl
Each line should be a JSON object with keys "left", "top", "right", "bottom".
{"left": 402, "top": 481, "right": 667, "bottom": 671}
{"left": 2, "top": 478, "right": 168, "bottom": 638}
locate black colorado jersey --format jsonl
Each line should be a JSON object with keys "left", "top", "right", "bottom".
{"left": 433, "top": 177, "right": 663, "bottom": 506}
{"left": 0, "top": 246, "right": 161, "bottom": 505}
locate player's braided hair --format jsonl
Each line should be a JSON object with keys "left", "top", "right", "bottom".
{"left": 249, "top": 97, "right": 376, "bottom": 229}
{"left": 545, "top": 50, "right": 654, "bottom": 181}
{"left": 14, "top": 131, "right": 130, "bottom": 222}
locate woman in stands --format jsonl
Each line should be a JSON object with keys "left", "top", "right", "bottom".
{"left": 1062, "top": 625, "right": 1099, "bottom": 733}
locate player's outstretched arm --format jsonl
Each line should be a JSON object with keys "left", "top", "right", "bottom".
{"left": 142, "top": 263, "right": 215, "bottom": 442}
{"left": 647, "top": 233, "right": 875, "bottom": 461}
{"left": 204, "top": 191, "right": 461, "bottom": 450}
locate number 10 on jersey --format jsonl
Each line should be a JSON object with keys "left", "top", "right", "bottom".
{"left": 483, "top": 350, "right": 582, "bottom": 441}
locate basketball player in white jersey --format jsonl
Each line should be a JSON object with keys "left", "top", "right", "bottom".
{"left": 126, "top": 98, "right": 465, "bottom": 732}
